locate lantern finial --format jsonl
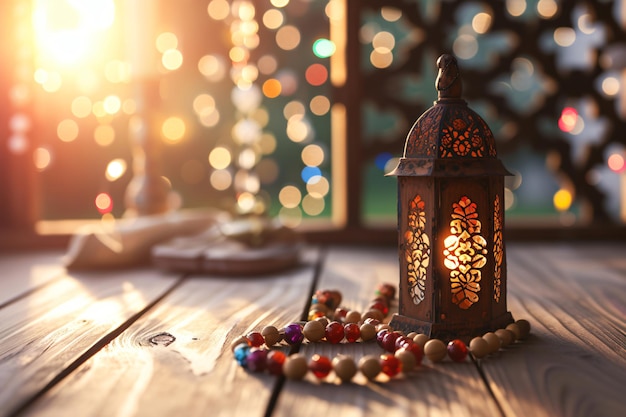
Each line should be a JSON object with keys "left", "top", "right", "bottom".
{"left": 435, "top": 54, "right": 462, "bottom": 100}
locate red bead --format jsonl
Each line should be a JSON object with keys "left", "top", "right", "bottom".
{"left": 376, "top": 329, "right": 390, "bottom": 348}
{"left": 395, "top": 335, "right": 413, "bottom": 350}
{"left": 447, "top": 339, "right": 469, "bottom": 362}
{"left": 364, "top": 317, "right": 381, "bottom": 327}
{"left": 380, "top": 353, "right": 402, "bottom": 377}
{"left": 369, "top": 301, "right": 389, "bottom": 316}
{"left": 246, "top": 331, "right": 265, "bottom": 347}
{"left": 344, "top": 323, "right": 361, "bottom": 343}
{"left": 325, "top": 321, "right": 345, "bottom": 344}
{"left": 371, "top": 296, "right": 388, "bottom": 306}
{"left": 329, "top": 290, "right": 342, "bottom": 309}
{"left": 334, "top": 308, "right": 348, "bottom": 322}
{"left": 266, "top": 350, "right": 286, "bottom": 375}
{"left": 382, "top": 332, "right": 401, "bottom": 352}
{"left": 377, "top": 283, "right": 396, "bottom": 300}
{"left": 309, "top": 354, "right": 332, "bottom": 378}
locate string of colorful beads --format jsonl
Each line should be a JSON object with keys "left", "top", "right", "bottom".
{"left": 231, "top": 284, "right": 531, "bottom": 383}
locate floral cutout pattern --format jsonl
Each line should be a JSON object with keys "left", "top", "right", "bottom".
{"left": 493, "top": 194, "right": 503, "bottom": 303}
{"left": 405, "top": 194, "right": 430, "bottom": 305}
{"left": 440, "top": 114, "right": 486, "bottom": 158}
{"left": 443, "top": 196, "right": 488, "bottom": 309}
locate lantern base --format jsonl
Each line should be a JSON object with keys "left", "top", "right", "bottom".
{"left": 388, "top": 312, "right": 514, "bottom": 342}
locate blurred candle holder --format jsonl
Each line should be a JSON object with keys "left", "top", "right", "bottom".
{"left": 124, "top": 78, "right": 171, "bottom": 216}
{"left": 123, "top": 0, "right": 170, "bottom": 216}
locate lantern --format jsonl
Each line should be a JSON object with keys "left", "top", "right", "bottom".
{"left": 388, "top": 54, "right": 514, "bottom": 340}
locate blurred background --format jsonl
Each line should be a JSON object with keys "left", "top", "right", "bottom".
{"left": 1, "top": 0, "right": 625, "bottom": 246}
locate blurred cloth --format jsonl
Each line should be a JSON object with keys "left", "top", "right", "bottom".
{"left": 64, "top": 210, "right": 227, "bottom": 270}
{"left": 63, "top": 210, "right": 303, "bottom": 275}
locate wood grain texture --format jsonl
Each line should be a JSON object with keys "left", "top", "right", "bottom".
{"left": 21, "top": 250, "right": 320, "bottom": 417}
{"left": 2, "top": 244, "right": 625, "bottom": 417}
{"left": 0, "top": 251, "right": 65, "bottom": 307}
{"left": 0, "top": 267, "right": 179, "bottom": 417}
{"left": 482, "top": 243, "right": 626, "bottom": 417}
{"left": 273, "top": 247, "right": 504, "bottom": 417}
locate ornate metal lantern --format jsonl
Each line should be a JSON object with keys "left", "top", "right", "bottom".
{"left": 388, "top": 54, "right": 514, "bottom": 340}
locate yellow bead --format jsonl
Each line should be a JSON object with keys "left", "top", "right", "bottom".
{"left": 359, "top": 322, "right": 377, "bottom": 341}
{"left": 395, "top": 348, "right": 416, "bottom": 372}
{"left": 505, "top": 323, "right": 521, "bottom": 341}
{"left": 303, "top": 320, "right": 326, "bottom": 342}
{"left": 515, "top": 319, "right": 531, "bottom": 339}
{"left": 483, "top": 332, "right": 501, "bottom": 354}
{"left": 358, "top": 355, "right": 381, "bottom": 380}
{"left": 495, "top": 329, "right": 514, "bottom": 348}
{"left": 315, "top": 316, "right": 330, "bottom": 328}
{"left": 412, "top": 333, "right": 429, "bottom": 349}
{"left": 283, "top": 354, "right": 308, "bottom": 380}
{"left": 345, "top": 310, "right": 362, "bottom": 323}
{"left": 261, "top": 326, "right": 281, "bottom": 346}
{"left": 362, "top": 309, "right": 384, "bottom": 322}
{"left": 469, "top": 336, "right": 489, "bottom": 359}
{"left": 332, "top": 355, "right": 357, "bottom": 382}
{"left": 424, "top": 339, "right": 447, "bottom": 363}
{"left": 376, "top": 323, "right": 391, "bottom": 333}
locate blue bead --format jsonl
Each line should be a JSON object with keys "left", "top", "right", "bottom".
{"left": 234, "top": 343, "right": 251, "bottom": 367}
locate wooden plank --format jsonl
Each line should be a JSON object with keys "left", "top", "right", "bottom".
{"left": 481, "top": 243, "right": 626, "bottom": 417}
{"left": 0, "top": 267, "right": 179, "bottom": 417}
{"left": 273, "top": 246, "right": 504, "bottom": 417}
{"left": 20, "top": 249, "right": 320, "bottom": 417}
{"left": 0, "top": 251, "right": 65, "bottom": 307}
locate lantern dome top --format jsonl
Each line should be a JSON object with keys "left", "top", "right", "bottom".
{"left": 388, "top": 54, "right": 511, "bottom": 177}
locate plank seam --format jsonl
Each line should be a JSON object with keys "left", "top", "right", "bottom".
{"left": 6, "top": 273, "right": 190, "bottom": 417}
{"left": 0, "top": 270, "right": 66, "bottom": 310}
{"left": 263, "top": 246, "right": 327, "bottom": 417}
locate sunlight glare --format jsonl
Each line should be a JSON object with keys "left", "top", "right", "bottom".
{"left": 32, "top": 0, "right": 116, "bottom": 66}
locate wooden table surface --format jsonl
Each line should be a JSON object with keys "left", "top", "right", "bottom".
{"left": 1, "top": 243, "right": 624, "bottom": 417}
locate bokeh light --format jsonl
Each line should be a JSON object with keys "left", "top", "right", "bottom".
{"left": 263, "top": 9, "right": 284, "bottom": 29}
{"left": 95, "top": 192, "right": 113, "bottom": 214}
{"left": 313, "top": 38, "right": 336, "bottom": 58}
{"left": 209, "top": 147, "right": 232, "bottom": 169}
{"left": 310, "top": 95, "right": 331, "bottom": 116}
{"left": 301, "top": 166, "right": 322, "bottom": 182}
{"left": 207, "top": 0, "right": 230, "bottom": 21}
{"left": 262, "top": 79, "right": 282, "bottom": 98}
{"left": 279, "top": 185, "right": 302, "bottom": 208}
{"left": 57, "top": 119, "right": 79, "bottom": 142}
{"left": 106, "top": 158, "right": 127, "bottom": 181}
{"left": 162, "top": 49, "right": 183, "bottom": 71}
{"left": 276, "top": 25, "right": 300, "bottom": 50}
{"left": 305, "top": 64, "right": 328, "bottom": 86}
{"left": 156, "top": 32, "right": 178, "bottom": 53}
{"left": 33, "top": 147, "right": 52, "bottom": 171}
{"left": 553, "top": 189, "right": 573, "bottom": 212}
{"left": 71, "top": 96, "right": 92, "bottom": 118}
{"left": 558, "top": 107, "right": 578, "bottom": 132}
{"left": 94, "top": 124, "right": 115, "bottom": 146}
{"left": 607, "top": 153, "right": 625, "bottom": 173}
{"left": 161, "top": 117, "right": 186, "bottom": 143}
{"left": 301, "top": 144, "right": 325, "bottom": 166}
